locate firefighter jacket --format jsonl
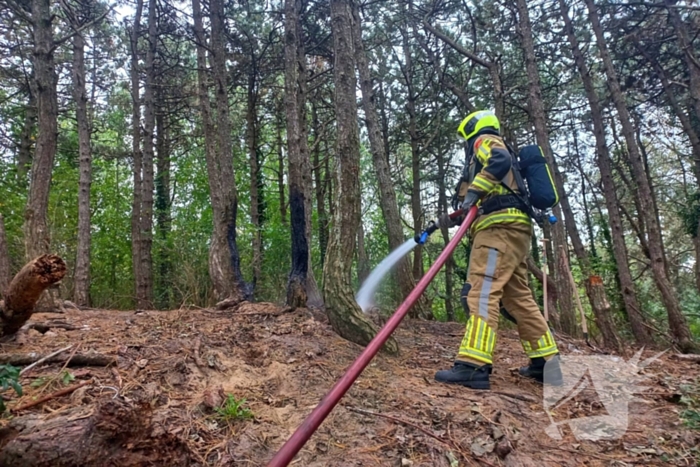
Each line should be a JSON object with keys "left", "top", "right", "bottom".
{"left": 456, "top": 134, "right": 532, "bottom": 234}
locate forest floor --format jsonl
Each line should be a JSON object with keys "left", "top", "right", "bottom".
{"left": 0, "top": 302, "right": 698, "bottom": 467}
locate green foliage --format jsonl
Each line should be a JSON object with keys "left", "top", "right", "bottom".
{"left": 214, "top": 394, "right": 254, "bottom": 423}
{"left": 678, "top": 192, "right": 700, "bottom": 238}
{"left": 0, "top": 365, "right": 22, "bottom": 413}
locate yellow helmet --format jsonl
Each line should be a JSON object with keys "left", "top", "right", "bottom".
{"left": 457, "top": 110, "right": 500, "bottom": 141}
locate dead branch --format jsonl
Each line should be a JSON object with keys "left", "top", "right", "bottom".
{"left": 0, "top": 255, "right": 67, "bottom": 336}
{"left": 193, "top": 337, "right": 206, "bottom": 368}
{"left": 0, "top": 350, "right": 115, "bottom": 368}
{"left": 13, "top": 379, "right": 93, "bottom": 412}
{"left": 19, "top": 344, "right": 73, "bottom": 375}
{"left": 671, "top": 354, "right": 700, "bottom": 363}
{"left": 23, "top": 321, "right": 79, "bottom": 333}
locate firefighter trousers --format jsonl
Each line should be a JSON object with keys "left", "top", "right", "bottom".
{"left": 456, "top": 225, "right": 558, "bottom": 366}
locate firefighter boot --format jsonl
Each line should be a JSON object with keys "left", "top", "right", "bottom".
{"left": 519, "top": 355, "right": 563, "bottom": 386}
{"left": 435, "top": 361, "right": 492, "bottom": 390}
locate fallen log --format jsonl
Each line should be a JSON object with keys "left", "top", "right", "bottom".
{"left": 13, "top": 379, "right": 93, "bottom": 412}
{"left": 0, "top": 399, "right": 191, "bottom": 467}
{"left": 672, "top": 354, "right": 700, "bottom": 363}
{"left": 0, "top": 255, "right": 67, "bottom": 336}
{"left": 0, "top": 350, "right": 115, "bottom": 368}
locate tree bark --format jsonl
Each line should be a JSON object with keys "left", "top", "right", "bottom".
{"left": 351, "top": 1, "right": 429, "bottom": 317}
{"left": 132, "top": 0, "right": 157, "bottom": 309}
{"left": 515, "top": 0, "right": 579, "bottom": 336}
{"left": 17, "top": 91, "right": 36, "bottom": 184}
{"left": 210, "top": 0, "right": 250, "bottom": 301}
{"left": 0, "top": 255, "right": 66, "bottom": 336}
{"left": 247, "top": 58, "right": 263, "bottom": 291}
{"left": 584, "top": 0, "right": 694, "bottom": 352}
{"left": 155, "top": 90, "right": 171, "bottom": 309}
{"left": 436, "top": 149, "right": 455, "bottom": 321}
{"left": 665, "top": 0, "right": 700, "bottom": 127}
{"left": 312, "top": 105, "right": 329, "bottom": 267}
{"left": 72, "top": 32, "right": 92, "bottom": 308}
{"left": 558, "top": 0, "right": 653, "bottom": 345}
{"left": 24, "top": 0, "right": 57, "bottom": 262}
{"left": 357, "top": 223, "right": 370, "bottom": 285}
{"left": 285, "top": 0, "right": 311, "bottom": 308}
{"left": 0, "top": 400, "right": 190, "bottom": 467}
{"left": 324, "top": 0, "right": 396, "bottom": 353}
{"left": 0, "top": 214, "right": 10, "bottom": 295}
{"left": 129, "top": 0, "right": 144, "bottom": 309}
{"left": 277, "top": 111, "right": 287, "bottom": 225}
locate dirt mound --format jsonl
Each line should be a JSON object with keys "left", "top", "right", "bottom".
{"left": 0, "top": 303, "right": 698, "bottom": 466}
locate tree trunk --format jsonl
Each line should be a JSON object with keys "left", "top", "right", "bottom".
{"left": 0, "top": 400, "right": 190, "bottom": 467}
{"left": 351, "top": 1, "right": 429, "bottom": 317}
{"left": 277, "top": 112, "right": 287, "bottom": 225}
{"left": 324, "top": 0, "right": 396, "bottom": 353}
{"left": 401, "top": 29, "right": 424, "bottom": 286}
{"left": 0, "top": 255, "right": 66, "bottom": 336}
{"left": 312, "top": 105, "right": 328, "bottom": 267}
{"left": 155, "top": 92, "right": 171, "bottom": 309}
{"left": 17, "top": 91, "right": 36, "bottom": 184}
{"left": 72, "top": 32, "right": 92, "bottom": 308}
{"left": 357, "top": 223, "right": 370, "bottom": 284}
{"left": 558, "top": 0, "right": 652, "bottom": 345}
{"left": 193, "top": 0, "right": 236, "bottom": 301}
{"left": 285, "top": 0, "right": 311, "bottom": 308}
{"left": 129, "top": 0, "right": 144, "bottom": 308}
{"left": 666, "top": 0, "right": 700, "bottom": 126}
{"left": 515, "top": 0, "right": 578, "bottom": 336}
{"left": 133, "top": 0, "right": 157, "bottom": 309}
{"left": 585, "top": 0, "right": 694, "bottom": 352}
{"left": 436, "top": 149, "right": 455, "bottom": 322}
{"left": 247, "top": 62, "right": 263, "bottom": 291}
{"left": 0, "top": 214, "right": 10, "bottom": 295}
{"left": 210, "top": 0, "right": 249, "bottom": 301}
{"left": 24, "top": 0, "right": 57, "bottom": 262}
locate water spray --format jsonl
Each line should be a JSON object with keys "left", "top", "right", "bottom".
{"left": 266, "top": 206, "right": 479, "bottom": 467}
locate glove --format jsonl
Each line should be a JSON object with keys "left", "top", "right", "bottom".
{"left": 437, "top": 212, "right": 463, "bottom": 229}
{"left": 461, "top": 190, "right": 480, "bottom": 211}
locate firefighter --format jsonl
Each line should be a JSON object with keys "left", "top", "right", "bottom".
{"left": 435, "top": 110, "right": 562, "bottom": 390}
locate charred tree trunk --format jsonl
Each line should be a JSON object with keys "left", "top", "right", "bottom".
{"left": 72, "top": 32, "right": 92, "bottom": 307}
{"left": 559, "top": 0, "right": 652, "bottom": 345}
{"left": 0, "top": 255, "right": 66, "bottom": 336}
{"left": 351, "top": 1, "right": 429, "bottom": 317}
{"left": 324, "top": 0, "right": 396, "bottom": 352}
{"left": 193, "top": 0, "right": 238, "bottom": 301}
{"left": 285, "top": 0, "right": 311, "bottom": 308}
{"left": 210, "top": 0, "right": 249, "bottom": 301}
{"left": 515, "top": 0, "right": 578, "bottom": 336}
{"left": 585, "top": 0, "right": 694, "bottom": 352}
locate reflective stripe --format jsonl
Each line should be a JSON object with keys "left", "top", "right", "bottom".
{"left": 474, "top": 213, "right": 531, "bottom": 233}
{"left": 521, "top": 329, "right": 559, "bottom": 359}
{"left": 458, "top": 316, "right": 496, "bottom": 364}
{"left": 478, "top": 248, "right": 499, "bottom": 319}
{"left": 471, "top": 175, "right": 494, "bottom": 192}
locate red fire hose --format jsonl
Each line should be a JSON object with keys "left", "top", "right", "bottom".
{"left": 266, "top": 206, "right": 478, "bottom": 467}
